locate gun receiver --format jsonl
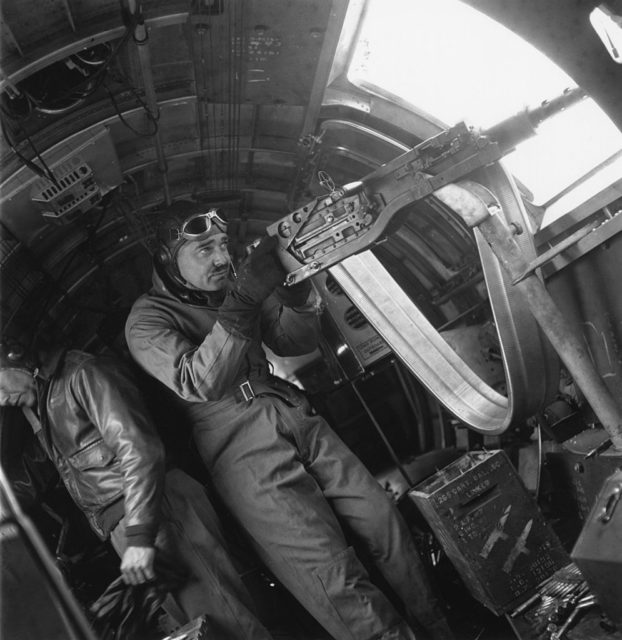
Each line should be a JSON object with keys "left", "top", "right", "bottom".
{"left": 267, "top": 87, "right": 585, "bottom": 285}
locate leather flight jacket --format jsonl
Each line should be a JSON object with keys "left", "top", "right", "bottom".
{"left": 35, "top": 349, "right": 165, "bottom": 543}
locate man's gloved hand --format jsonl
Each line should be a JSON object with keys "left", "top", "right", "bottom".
{"left": 233, "top": 235, "right": 285, "bottom": 305}
{"left": 274, "top": 279, "right": 312, "bottom": 308}
{"left": 218, "top": 235, "right": 286, "bottom": 337}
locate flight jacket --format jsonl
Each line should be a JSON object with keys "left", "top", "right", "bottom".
{"left": 125, "top": 269, "right": 321, "bottom": 404}
{"left": 35, "top": 349, "right": 165, "bottom": 546}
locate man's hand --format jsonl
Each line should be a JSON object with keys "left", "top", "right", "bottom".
{"left": 233, "top": 235, "right": 286, "bottom": 305}
{"left": 274, "top": 279, "right": 312, "bottom": 308}
{"left": 219, "top": 235, "right": 287, "bottom": 337}
{"left": 120, "top": 545, "right": 156, "bottom": 585}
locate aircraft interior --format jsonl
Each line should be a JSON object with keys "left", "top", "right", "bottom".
{"left": 1, "top": 1, "right": 622, "bottom": 639}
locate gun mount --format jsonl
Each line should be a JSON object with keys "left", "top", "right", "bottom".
{"left": 267, "top": 87, "right": 586, "bottom": 285}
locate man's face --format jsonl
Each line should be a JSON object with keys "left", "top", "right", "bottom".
{"left": 0, "top": 368, "right": 37, "bottom": 408}
{"left": 176, "top": 232, "right": 231, "bottom": 292}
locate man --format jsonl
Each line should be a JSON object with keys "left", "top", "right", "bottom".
{"left": 125, "top": 200, "right": 455, "bottom": 640}
{"left": 0, "top": 337, "right": 273, "bottom": 640}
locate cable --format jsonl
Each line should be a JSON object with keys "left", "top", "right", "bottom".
{"left": 1, "top": 31, "right": 132, "bottom": 183}
{"left": 0, "top": 117, "right": 59, "bottom": 186}
{"left": 209, "top": 3, "right": 218, "bottom": 191}
{"left": 226, "top": 0, "right": 233, "bottom": 192}
{"left": 115, "top": 193, "right": 154, "bottom": 253}
{"left": 29, "top": 195, "right": 114, "bottom": 347}
{"left": 22, "top": 33, "right": 130, "bottom": 113}
{"left": 205, "top": 12, "right": 216, "bottom": 184}
{"left": 190, "top": 0, "right": 245, "bottom": 196}
{"left": 103, "top": 79, "right": 159, "bottom": 137}
{"left": 351, "top": 379, "right": 415, "bottom": 488}
{"left": 233, "top": 0, "right": 244, "bottom": 194}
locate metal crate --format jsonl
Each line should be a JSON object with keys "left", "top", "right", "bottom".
{"left": 409, "top": 450, "right": 569, "bottom": 614}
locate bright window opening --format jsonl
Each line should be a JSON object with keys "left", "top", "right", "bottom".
{"left": 349, "top": 0, "right": 622, "bottom": 226}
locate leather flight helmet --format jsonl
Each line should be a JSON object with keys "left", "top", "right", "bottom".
{"left": 155, "top": 200, "right": 228, "bottom": 267}
{"left": 154, "top": 200, "right": 230, "bottom": 305}
{"left": 0, "top": 337, "right": 38, "bottom": 376}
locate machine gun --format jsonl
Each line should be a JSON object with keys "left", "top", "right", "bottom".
{"left": 267, "top": 88, "right": 585, "bottom": 285}
{"left": 268, "top": 85, "right": 622, "bottom": 450}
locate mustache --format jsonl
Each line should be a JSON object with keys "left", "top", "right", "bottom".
{"left": 212, "top": 265, "right": 230, "bottom": 276}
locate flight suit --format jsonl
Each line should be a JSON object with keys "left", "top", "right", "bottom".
{"left": 126, "top": 270, "right": 450, "bottom": 640}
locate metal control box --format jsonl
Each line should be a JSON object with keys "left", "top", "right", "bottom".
{"left": 314, "top": 271, "right": 390, "bottom": 369}
{"left": 409, "top": 450, "right": 569, "bottom": 614}
{"left": 572, "top": 469, "right": 622, "bottom": 627}
{"left": 31, "top": 156, "right": 102, "bottom": 224}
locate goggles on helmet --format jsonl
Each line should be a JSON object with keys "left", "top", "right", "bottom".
{"left": 0, "top": 339, "right": 38, "bottom": 377}
{"left": 167, "top": 208, "right": 228, "bottom": 243}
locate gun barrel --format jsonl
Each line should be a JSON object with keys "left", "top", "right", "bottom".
{"left": 483, "top": 86, "right": 587, "bottom": 154}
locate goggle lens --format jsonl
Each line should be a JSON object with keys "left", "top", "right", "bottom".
{"left": 180, "top": 209, "right": 228, "bottom": 239}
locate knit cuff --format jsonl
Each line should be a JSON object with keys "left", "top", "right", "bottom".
{"left": 125, "top": 523, "right": 157, "bottom": 548}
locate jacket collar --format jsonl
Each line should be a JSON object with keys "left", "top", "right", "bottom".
{"left": 151, "top": 264, "right": 228, "bottom": 308}
{"left": 34, "top": 346, "right": 66, "bottom": 454}
{"left": 36, "top": 346, "right": 66, "bottom": 384}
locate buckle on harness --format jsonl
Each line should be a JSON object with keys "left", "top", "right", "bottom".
{"left": 239, "top": 380, "right": 255, "bottom": 402}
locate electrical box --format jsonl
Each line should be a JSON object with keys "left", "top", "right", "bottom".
{"left": 30, "top": 156, "right": 102, "bottom": 225}
{"left": 409, "top": 450, "right": 569, "bottom": 614}
{"left": 0, "top": 126, "right": 122, "bottom": 240}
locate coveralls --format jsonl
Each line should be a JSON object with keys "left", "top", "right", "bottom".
{"left": 25, "top": 348, "right": 272, "bottom": 639}
{"left": 126, "top": 271, "right": 449, "bottom": 640}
